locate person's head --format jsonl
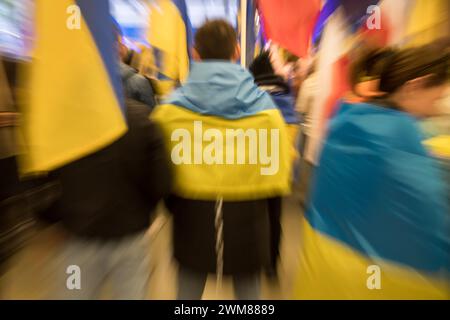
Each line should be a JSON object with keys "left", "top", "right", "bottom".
{"left": 249, "top": 51, "right": 274, "bottom": 78}
{"left": 193, "top": 19, "right": 239, "bottom": 61}
{"left": 350, "top": 44, "right": 449, "bottom": 118}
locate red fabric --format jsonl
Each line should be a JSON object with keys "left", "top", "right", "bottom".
{"left": 321, "top": 55, "right": 351, "bottom": 128}
{"left": 258, "top": 0, "right": 321, "bottom": 57}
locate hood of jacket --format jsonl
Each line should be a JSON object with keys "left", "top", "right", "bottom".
{"left": 164, "top": 61, "right": 277, "bottom": 119}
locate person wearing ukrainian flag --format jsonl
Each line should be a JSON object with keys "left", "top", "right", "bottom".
{"left": 22, "top": 0, "right": 172, "bottom": 299}
{"left": 294, "top": 44, "right": 450, "bottom": 299}
{"left": 152, "top": 19, "right": 291, "bottom": 300}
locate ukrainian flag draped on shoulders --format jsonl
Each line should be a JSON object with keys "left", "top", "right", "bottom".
{"left": 294, "top": 101, "right": 450, "bottom": 299}
{"left": 152, "top": 62, "right": 291, "bottom": 201}
{"left": 21, "top": 0, "right": 126, "bottom": 174}
{"left": 147, "top": 0, "right": 192, "bottom": 97}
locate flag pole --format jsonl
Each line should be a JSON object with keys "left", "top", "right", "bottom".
{"left": 240, "top": 0, "right": 248, "bottom": 67}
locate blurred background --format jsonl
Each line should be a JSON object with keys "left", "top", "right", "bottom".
{"left": 0, "top": 0, "right": 448, "bottom": 300}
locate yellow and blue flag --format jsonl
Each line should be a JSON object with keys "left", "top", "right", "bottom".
{"left": 294, "top": 102, "right": 450, "bottom": 299}
{"left": 21, "top": 0, "right": 126, "bottom": 174}
{"left": 152, "top": 62, "right": 291, "bottom": 200}
{"left": 148, "top": 0, "right": 192, "bottom": 97}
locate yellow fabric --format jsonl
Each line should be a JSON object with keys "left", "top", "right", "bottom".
{"left": 423, "top": 135, "right": 450, "bottom": 159}
{"left": 154, "top": 80, "right": 178, "bottom": 99}
{"left": 152, "top": 104, "right": 292, "bottom": 200}
{"left": 293, "top": 217, "right": 450, "bottom": 299}
{"left": 20, "top": 0, "right": 126, "bottom": 174}
{"left": 405, "top": 0, "right": 449, "bottom": 46}
{"left": 138, "top": 46, "right": 156, "bottom": 79}
{"left": 286, "top": 124, "right": 300, "bottom": 162}
{"left": 148, "top": 0, "right": 189, "bottom": 97}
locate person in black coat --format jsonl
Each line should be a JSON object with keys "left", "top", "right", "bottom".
{"left": 120, "top": 62, "right": 156, "bottom": 111}
{"left": 249, "top": 52, "right": 300, "bottom": 278}
{"left": 42, "top": 99, "right": 172, "bottom": 299}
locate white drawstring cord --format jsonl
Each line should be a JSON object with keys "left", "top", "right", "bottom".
{"left": 215, "top": 196, "right": 224, "bottom": 297}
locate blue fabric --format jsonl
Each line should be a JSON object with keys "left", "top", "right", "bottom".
{"left": 76, "top": 0, "right": 125, "bottom": 112}
{"left": 271, "top": 93, "right": 299, "bottom": 124}
{"left": 172, "top": 0, "right": 193, "bottom": 59}
{"left": 245, "top": 0, "right": 257, "bottom": 68}
{"left": 312, "top": 0, "right": 340, "bottom": 45}
{"left": 306, "top": 102, "right": 450, "bottom": 272}
{"left": 165, "top": 62, "right": 277, "bottom": 119}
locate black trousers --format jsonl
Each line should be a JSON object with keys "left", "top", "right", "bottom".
{"left": 0, "top": 156, "right": 20, "bottom": 275}
{"left": 0, "top": 156, "right": 19, "bottom": 201}
{"left": 267, "top": 197, "right": 282, "bottom": 271}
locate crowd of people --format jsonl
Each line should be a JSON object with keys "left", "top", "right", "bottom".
{"left": 0, "top": 17, "right": 449, "bottom": 299}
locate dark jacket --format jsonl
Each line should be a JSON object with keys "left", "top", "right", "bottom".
{"left": 249, "top": 52, "right": 299, "bottom": 124}
{"left": 42, "top": 100, "right": 172, "bottom": 239}
{"left": 253, "top": 74, "right": 299, "bottom": 124}
{"left": 120, "top": 63, "right": 156, "bottom": 110}
{"left": 167, "top": 195, "right": 272, "bottom": 276}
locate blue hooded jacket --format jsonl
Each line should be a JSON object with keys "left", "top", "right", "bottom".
{"left": 165, "top": 62, "right": 277, "bottom": 119}
{"left": 307, "top": 101, "right": 450, "bottom": 273}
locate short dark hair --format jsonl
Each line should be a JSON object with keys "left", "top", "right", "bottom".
{"left": 249, "top": 51, "right": 274, "bottom": 78}
{"left": 194, "top": 19, "right": 237, "bottom": 60}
